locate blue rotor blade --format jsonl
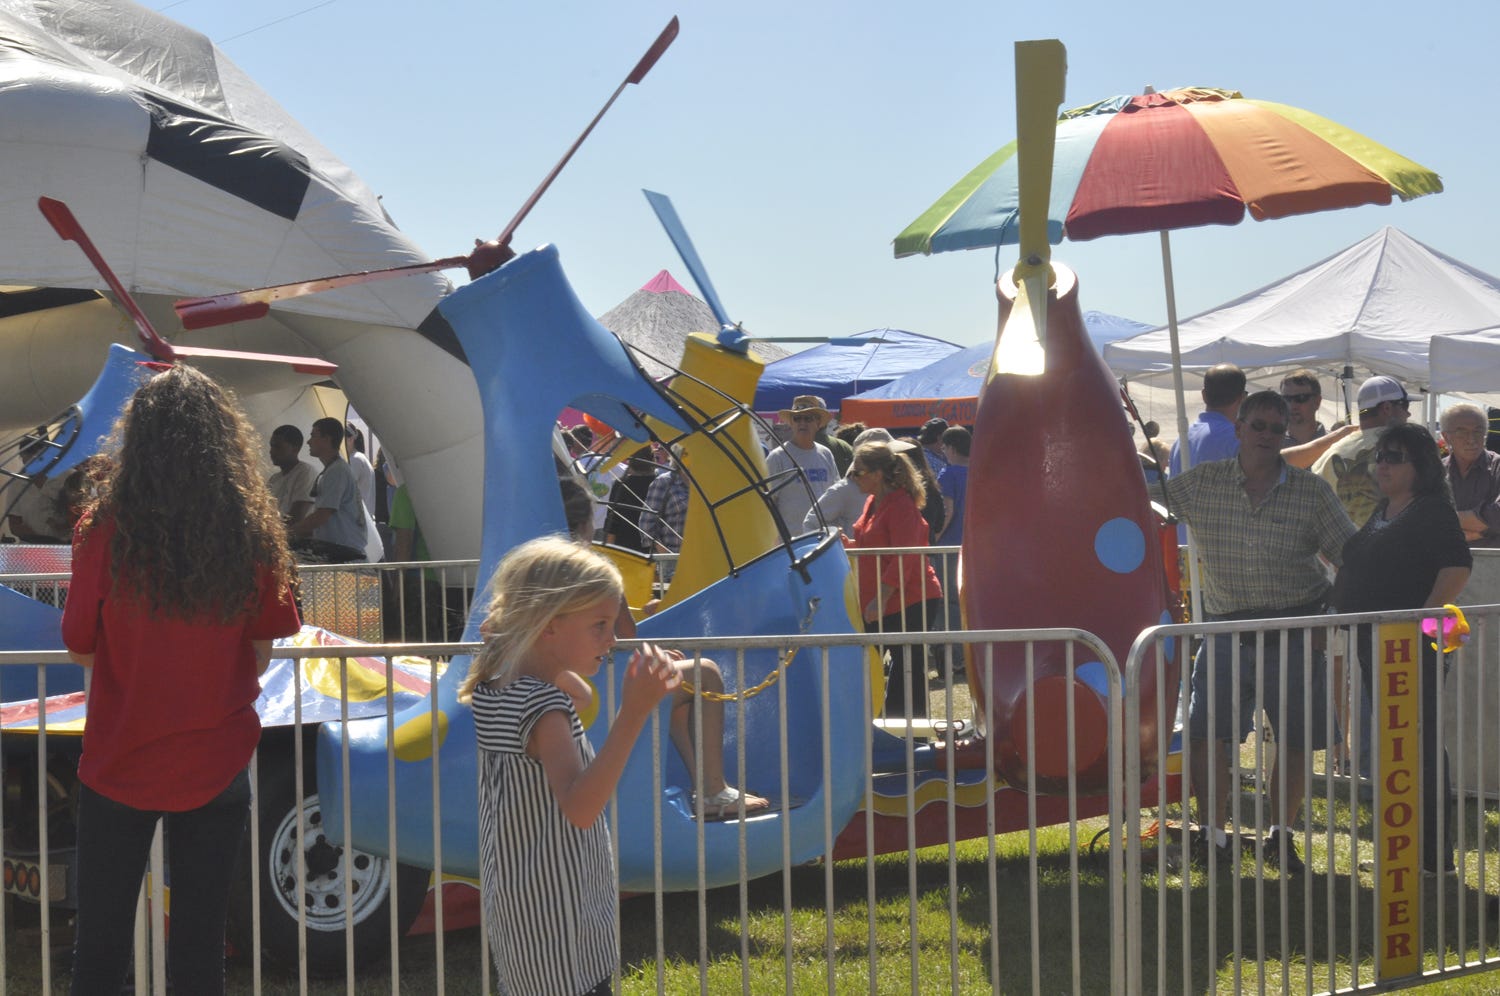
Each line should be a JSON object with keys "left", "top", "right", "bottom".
{"left": 643, "top": 190, "right": 735, "bottom": 334}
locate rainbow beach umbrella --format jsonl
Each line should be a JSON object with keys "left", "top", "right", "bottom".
{"left": 894, "top": 85, "right": 1442, "bottom": 455}
{"left": 895, "top": 86, "right": 1440, "bottom": 256}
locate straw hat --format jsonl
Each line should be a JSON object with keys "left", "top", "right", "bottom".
{"left": 778, "top": 395, "right": 832, "bottom": 428}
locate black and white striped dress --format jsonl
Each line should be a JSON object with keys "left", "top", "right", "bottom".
{"left": 473, "top": 676, "right": 617, "bottom": 995}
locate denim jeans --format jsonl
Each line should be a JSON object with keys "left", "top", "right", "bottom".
{"left": 70, "top": 768, "right": 250, "bottom": 995}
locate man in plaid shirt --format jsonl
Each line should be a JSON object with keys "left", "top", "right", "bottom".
{"left": 640, "top": 450, "right": 689, "bottom": 555}
{"left": 1160, "top": 390, "right": 1355, "bottom": 875}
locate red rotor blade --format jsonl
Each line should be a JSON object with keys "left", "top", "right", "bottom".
{"left": 173, "top": 255, "right": 469, "bottom": 330}
{"left": 38, "top": 197, "right": 337, "bottom": 376}
{"left": 38, "top": 196, "right": 176, "bottom": 362}
{"left": 493, "top": 15, "right": 680, "bottom": 248}
{"left": 171, "top": 15, "right": 680, "bottom": 331}
{"left": 171, "top": 344, "right": 336, "bottom": 377}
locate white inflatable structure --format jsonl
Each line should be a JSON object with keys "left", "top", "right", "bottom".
{"left": 0, "top": 0, "right": 484, "bottom": 558}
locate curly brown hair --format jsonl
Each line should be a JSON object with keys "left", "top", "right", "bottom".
{"left": 79, "top": 365, "right": 294, "bottom": 622}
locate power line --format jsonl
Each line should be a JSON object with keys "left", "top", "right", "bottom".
{"left": 215, "top": 0, "right": 337, "bottom": 45}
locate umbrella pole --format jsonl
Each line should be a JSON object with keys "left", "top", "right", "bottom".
{"left": 1159, "top": 230, "right": 1204, "bottom": 625}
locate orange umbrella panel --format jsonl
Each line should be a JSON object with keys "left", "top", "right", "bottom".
{"left": 894, "top": 86, "right": 1442, "bottom": 256}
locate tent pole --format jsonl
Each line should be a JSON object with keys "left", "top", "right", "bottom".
{"left": 1159, "top": 230, "right": 1204, "bottom": 625}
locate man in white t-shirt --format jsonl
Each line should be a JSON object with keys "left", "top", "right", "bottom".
{"left": 803, "top": 426, "right": 894, "bottom": 537}
{"left": 566, "top": 425, "right": 623, "bottom": 541}
{"left": 345, "top": 422, "right": 377, "bottom": 513}
{"left": 765, "top": 395, "right": 838, "bottom": 530}
{"left": 266, "top": 424, "right": 317, "bottom": 525}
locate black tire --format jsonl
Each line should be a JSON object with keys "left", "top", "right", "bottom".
{"left": 227, "top": 741, "right": 430, "bottom": 977}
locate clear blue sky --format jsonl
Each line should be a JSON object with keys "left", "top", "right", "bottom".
{"left": 171, "top": 0, "right": 1497, "bottom": 352}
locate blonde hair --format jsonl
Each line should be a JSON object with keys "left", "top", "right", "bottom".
{"left": 853, "top": 441, "right": 925, "bottom": 505}
{"left": 457, "top": 535, "right": 623, "bottom": 703}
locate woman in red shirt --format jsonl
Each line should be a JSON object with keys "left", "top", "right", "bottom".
{"left": 845, "top": 441, "right": 943, "bottom": 721}
{"left": 61, "top": 365, "right": 300, "bottom": 994}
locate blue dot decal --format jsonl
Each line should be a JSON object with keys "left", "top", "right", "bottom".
{"left": 1076, "top": 661, "right": 1111, "bottom": 698}
{"left": 1094, "top": 517, "right": 1145, "bottom": 574}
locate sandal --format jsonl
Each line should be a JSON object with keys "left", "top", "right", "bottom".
{"left": 692, "top": 786, "right": 770, "bottom": 822}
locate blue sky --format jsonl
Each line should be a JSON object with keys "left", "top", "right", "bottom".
{"left": 172, "top": 0, "right": 1497, "bottom": 352}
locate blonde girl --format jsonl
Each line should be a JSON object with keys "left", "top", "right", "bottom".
{"left": 461, "top": 536, "right": 678, "bottom": 995}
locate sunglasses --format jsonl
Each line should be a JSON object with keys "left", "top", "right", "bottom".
{"left": 791, "top": 414, "right": 819, "bottom": 424}
{"left": 1447, "top": 426, "right": 1487, "bottom": 440}
{"left": 848, "top": 467, "right": 870, "bottom": 478}
{"left": 1280, "top": 392, "right": 1317, "bottom": 405}
{"left": 1243, "top": 419, "right": 1287, "bottom": 436}
{"left": 1374, "top": 449, "right": 1409, "bottom": 465}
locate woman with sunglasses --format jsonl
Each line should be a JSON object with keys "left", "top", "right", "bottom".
{"left": 844, "top": 440, "right": 943, "bottom": 722}
{"left": 1332, "top": 423, "right": 1471, "bottom": 874}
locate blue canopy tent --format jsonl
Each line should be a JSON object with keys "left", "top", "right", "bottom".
{"left": 840, "top": 311, "right": 1153, "bottom": 427}
{"left": 752, "top": 328, "right": 962, "bottom": 415}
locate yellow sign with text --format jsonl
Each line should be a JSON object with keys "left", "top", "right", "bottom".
{"left": 1375, "top": 621, "right": 1420, "bottom": 981}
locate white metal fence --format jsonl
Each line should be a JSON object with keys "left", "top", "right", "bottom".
{"left": 1122, "top": 606, "right": 1500, "bottom": 994}
{"left": 5, "top": 550, "right": 1500, "bottom": 993}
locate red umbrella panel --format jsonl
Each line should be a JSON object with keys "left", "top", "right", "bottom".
{"left": 895, "top": 87, "right": 1442, "bottom": 256}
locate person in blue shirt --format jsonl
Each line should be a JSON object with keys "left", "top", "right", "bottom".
{"left": 919, "top": 417, "right": 950, "bottom": 477}
{"left": 934, "top": 426, "right": 970, "bottom": 675}
{"left": 1168, "top": 364, "right": 1247, "bottom": 476}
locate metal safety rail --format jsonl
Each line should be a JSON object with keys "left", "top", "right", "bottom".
{"left": 1122, "top": 605, "right": 1500, "bottom": 995}
{"left": 0, "top": 622, "right": 1121, "bottom": 995}
{"left": 10, "top": 551, "right": 1500, "bottom": 992}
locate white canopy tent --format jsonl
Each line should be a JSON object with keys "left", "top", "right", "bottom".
{"left": 1103, "top": 228, "right": 1500, "bottom": 417}
{"left": 0, "top": 0, "right": 494, "bottom": 558}
{"left": 1430, "top": 330, "right": 1500, "bottom": 398}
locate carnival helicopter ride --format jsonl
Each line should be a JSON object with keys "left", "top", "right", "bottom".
{"left": 0, "top": 11, "right": 1183, "bottom": 977}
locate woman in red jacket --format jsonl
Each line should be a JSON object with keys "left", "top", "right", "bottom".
{"left": 61, "top": 365, "right": 301, "bottom": 995}
{"left": 845, "top": 440, "right": 943, "bottom": 721}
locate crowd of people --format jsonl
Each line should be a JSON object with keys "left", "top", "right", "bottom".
{"left": 1153, "top": 362, "right": 1493, "bottom": 876}
{"left": 10, "top": 357, "right": 1500, "bottom": 990}
{"left": 571, "top": 394, "right": 974, "bottom": 725}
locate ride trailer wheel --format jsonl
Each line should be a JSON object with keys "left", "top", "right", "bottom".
{"left": 227, "top": 750, "right": 429, "bottom": 977}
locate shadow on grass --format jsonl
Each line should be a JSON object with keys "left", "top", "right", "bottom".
{"left": 618, "top": 815, "right": 1500, "bottom": 995}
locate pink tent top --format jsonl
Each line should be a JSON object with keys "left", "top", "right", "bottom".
{"left": 640, "top": 270, "right": 690, "bottom": 295}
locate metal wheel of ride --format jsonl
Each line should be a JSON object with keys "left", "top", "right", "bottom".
{"left": 227, "top": 747, "right": 429, "bottom": 977}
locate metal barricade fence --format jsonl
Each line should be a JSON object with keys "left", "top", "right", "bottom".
{"left": 1122, "top": 606, "right": 1500, "bottom": 995}
{"left": 299, "top": 560, "right": 481, "bottom": 645}
{"left": 0, "top": 622, "right": 1123, "bottom": 995}
{"left": 15, "top": 546, "right": 1500, "bottom": 993}
{"left": 0, "top": 546, "right": 954, "bottom": 649}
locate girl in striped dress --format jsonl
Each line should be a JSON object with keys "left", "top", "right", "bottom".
{"left": 459, "top": 536, "right": 680, "bottom": 995}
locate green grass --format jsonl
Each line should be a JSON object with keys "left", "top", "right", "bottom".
{"left": 10, "top": 779, "right": 1500, "bottom": 993}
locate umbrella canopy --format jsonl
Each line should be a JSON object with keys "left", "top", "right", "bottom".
{"left": 894, "top": 86, "right": 1441, "bottom": 256}
{"left": 596, "top": 270, "right": 788, "bottom": 380}
{"left": 752, "top": 328, "right": 962, "bottom": 415}
{"left": 842, "top": 310, "right": 1152, "bottom": 427}
{"left": 893, "top": 83, "right": 1441, "bottom": 474}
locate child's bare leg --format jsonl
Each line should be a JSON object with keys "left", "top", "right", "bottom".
{"left": 669, "top": 658, "right": 768, "bottom": 816}
{"left": 670, "top": 657, "right": 727, "bottom": 796}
